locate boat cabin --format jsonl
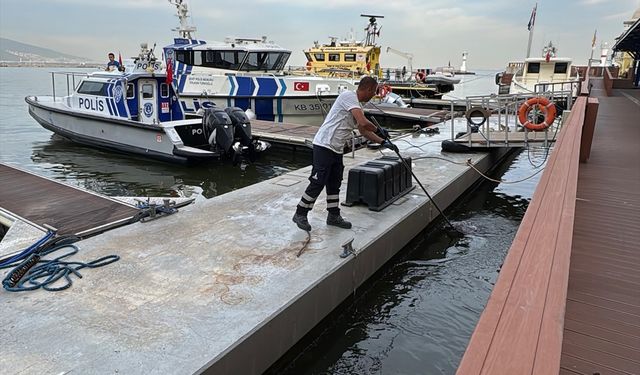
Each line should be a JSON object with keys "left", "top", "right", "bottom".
{"left": 508, "top": 42, "right": 580, "bottom": 94}
{"left": 303, "top": 40, "right": 381, "bottom": 78}
{"left": 62, "top": 64, "right": 184, "bottom": 125}
{"left": 516, "top": 57, "right": 574, "bottom": 88}
{"left": 302, "top": 15, "right": 384, "bottom": 78}
{"left": 164, "top": 37, "right": 291, "bottom": 74}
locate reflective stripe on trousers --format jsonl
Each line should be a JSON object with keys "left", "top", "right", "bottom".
{"left": 296, "top": 145, "right": 344, "bottom": 215}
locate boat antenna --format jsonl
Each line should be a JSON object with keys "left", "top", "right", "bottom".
{"left": 360, "top": 14, "right": 384, "bottom": 46}
{"left": 169, "top": 0, "right": 197, "bottom": 39}
{"left": 148, "top": 43, "right": 157, "bottom": 60}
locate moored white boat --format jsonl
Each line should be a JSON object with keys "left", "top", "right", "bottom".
{"left": 301, "top": 15, "right": 460, "bottom": 98}
{"left": 506, "top": 42, "right": 580, "bottom": 96}
{"left": 25, "top": 45, "right": 269, "bottom": 164}
{"left": 162, "top": 0, "right": 355, "bottom": 126}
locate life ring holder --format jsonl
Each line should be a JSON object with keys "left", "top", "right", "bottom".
{"left": 415, "top": 71, "right": 426, "bottom": 82}
{"left": 377, "top": 84, "right": 392, "bottom": 98}
{"left": 518, "top": 97, "right": 557, "bottom": 131}
{"left": 465, "top": 107, "right": 490, "bottom": 127}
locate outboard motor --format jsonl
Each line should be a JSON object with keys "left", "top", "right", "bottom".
{"left": 224, "top": 107, "right": 270, "bottom": 162}
{"left": 202, "top": 108, "right": 234, "bottom": 155}
{"left": 225, "top": 107, "right": 253, "bottom": 147}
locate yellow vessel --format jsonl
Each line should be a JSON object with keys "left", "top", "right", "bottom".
{"left": 303, "top": 15, "right": 383, "bottom": 79}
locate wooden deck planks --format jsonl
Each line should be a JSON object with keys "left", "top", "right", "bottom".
{"left": 0, "top": 163, "right": 139, "bottom": 236}
{"left": 561, "top": 352, "right": 633, "bottom": 375}
{"left": 532, "top": 106, "right": 583, "bottom": 375}
{"left": 250, "top": 120, "right": 318, "bottom": 147}
{"left": 560, "top": 83, "right": 640, "bottom": 375}
{"left": 565, "top": 319, "right": 640, "bottom": 349}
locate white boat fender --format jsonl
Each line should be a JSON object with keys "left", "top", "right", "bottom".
{"left": 316, "top": 84, "right": 331, "bottom": 95}
{"left": 208, "top": 128, "right": 217, "bottom": 146}
{"left": 245, "top": 108, "right": 256, "bottom": 120}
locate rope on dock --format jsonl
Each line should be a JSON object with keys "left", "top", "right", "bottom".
{"left": 411, "top": 154, "right": 546, "bottom": 184}
{"left": 1, "top": 234, "right": 120, "bottom": 292}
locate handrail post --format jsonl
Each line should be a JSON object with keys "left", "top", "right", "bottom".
{"left": 580, "top": 97, "right": 599, "bottom": 162}
{"left": 51, "top": 72, "right": 56, "bottom": 101}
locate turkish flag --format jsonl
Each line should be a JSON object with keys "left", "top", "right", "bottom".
{"left": 166, "top": 58, "right": 173, "bottom": 85}
{"left": 294, "top": 82, "right": 309, "bottom": 91}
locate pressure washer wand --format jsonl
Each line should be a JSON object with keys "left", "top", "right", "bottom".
{"left": 370, "top": 116, "right": 459, "bottom": 233}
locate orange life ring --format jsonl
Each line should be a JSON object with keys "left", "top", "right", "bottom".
{"left": 415, "top": 71, "right": 426, "bottom": 82}
{"left": 377, "top": 84, "right": 392, "bottom": 97}
{"left": 518, "top": 97, "right": 557, "bottom": 131}
{"left": 305, "top": 61, "right": 312, "bottom": 71}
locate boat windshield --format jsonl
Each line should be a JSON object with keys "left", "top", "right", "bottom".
{"left": 174, "top": 49, "right": 290, "bottom": 71}
{"left": 242, "top": 51, "right": 290, "bottom": 71}
{"left": 176, "top": 50, "right": 246, "bottom": 70}
{"left": 77, "top": 81, "right": 109, "bottom": 96}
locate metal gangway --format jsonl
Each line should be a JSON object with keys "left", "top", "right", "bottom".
{"left": 445, "top": 81, "right": 580, "bottom": 149}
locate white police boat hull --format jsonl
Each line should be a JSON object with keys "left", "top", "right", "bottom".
{"left": 26, "top": 97, "right": 215, "bottom": 163}
{"left": 25, "top": 49, "right": 269, "bottom": 164}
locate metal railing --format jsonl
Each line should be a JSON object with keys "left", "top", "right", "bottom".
{"left": 444, "top": 90, "right": 575, "bottom": 148}
{"left": 49, "top": 71, "right": 91, "bottom": 101}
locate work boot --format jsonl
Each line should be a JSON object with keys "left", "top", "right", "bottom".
{"left": 326, "top": 213, "right": 352, "bottom": 229}
{"left": 292, "top": 213, "right": 311, "bottom": 231}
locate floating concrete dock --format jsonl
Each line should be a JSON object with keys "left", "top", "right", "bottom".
{"left": 0, "top": 123, "right": 511, "bottom": 374}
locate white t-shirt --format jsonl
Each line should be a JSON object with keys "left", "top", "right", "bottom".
{"left": 313, "top": 90, "right": 361, "bottom": 154}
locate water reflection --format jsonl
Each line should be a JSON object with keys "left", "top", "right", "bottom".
{"left": 29, "top": 134, "right": 312, "bottom": 198}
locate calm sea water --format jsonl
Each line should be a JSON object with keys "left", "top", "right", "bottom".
{"left": 0, "top": 68, "right": 547, "bottom": 374}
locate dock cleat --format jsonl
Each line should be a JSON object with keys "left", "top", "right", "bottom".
{"left": 326, "top": 213, "right": 352, "bottom": 229}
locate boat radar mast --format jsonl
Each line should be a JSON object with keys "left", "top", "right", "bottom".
{"left": 169, "top": 0, "right": 197, "bottom": 39}
{"left": 361, "top": 14, "right": 384, "bottom": 46}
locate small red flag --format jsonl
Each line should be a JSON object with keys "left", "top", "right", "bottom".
{"left": 293, "top": 81, "right": 309, "bottom": 91}
{"left": 545, "top": 51, "right": 551, "bottom": 62}
{"left": 166, "top": 58, "right": 173, "bottom": 85}
{"left": 118, "top": 52, "right": 123, "bottom": 66}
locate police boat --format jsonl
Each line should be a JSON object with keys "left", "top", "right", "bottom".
{"left": 162, "top": 0, "right": 355, "bottom": 126}
{"left": 25, "top": 44, "right": 270, "bottom": 164}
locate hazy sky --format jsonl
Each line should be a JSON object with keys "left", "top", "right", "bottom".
{"left": 1, "top": 0, "right": 638, "bottom": 69}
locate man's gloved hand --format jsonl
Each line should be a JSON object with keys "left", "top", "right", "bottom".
{"left": 382, "top": 139, "right": 399, "bottom": 153}
{"left": 376, "top": 127, "right": 390, "bottom": 140}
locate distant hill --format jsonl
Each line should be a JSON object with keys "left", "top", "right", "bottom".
{"left": 0, "top": 37, "right": 90, "bottom": 63}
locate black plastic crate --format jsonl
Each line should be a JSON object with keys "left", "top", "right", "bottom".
{"left": 380, "top": 155, "right": 413, "bottom": 192}
{"left": 343, "top": 156, "right": 414, "bottom": 211}
{"left": 363, "top": 161, "right": 394, "bottom": 201}
{"left": 344, "top": 166, "right": 386, "bottom": 210}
